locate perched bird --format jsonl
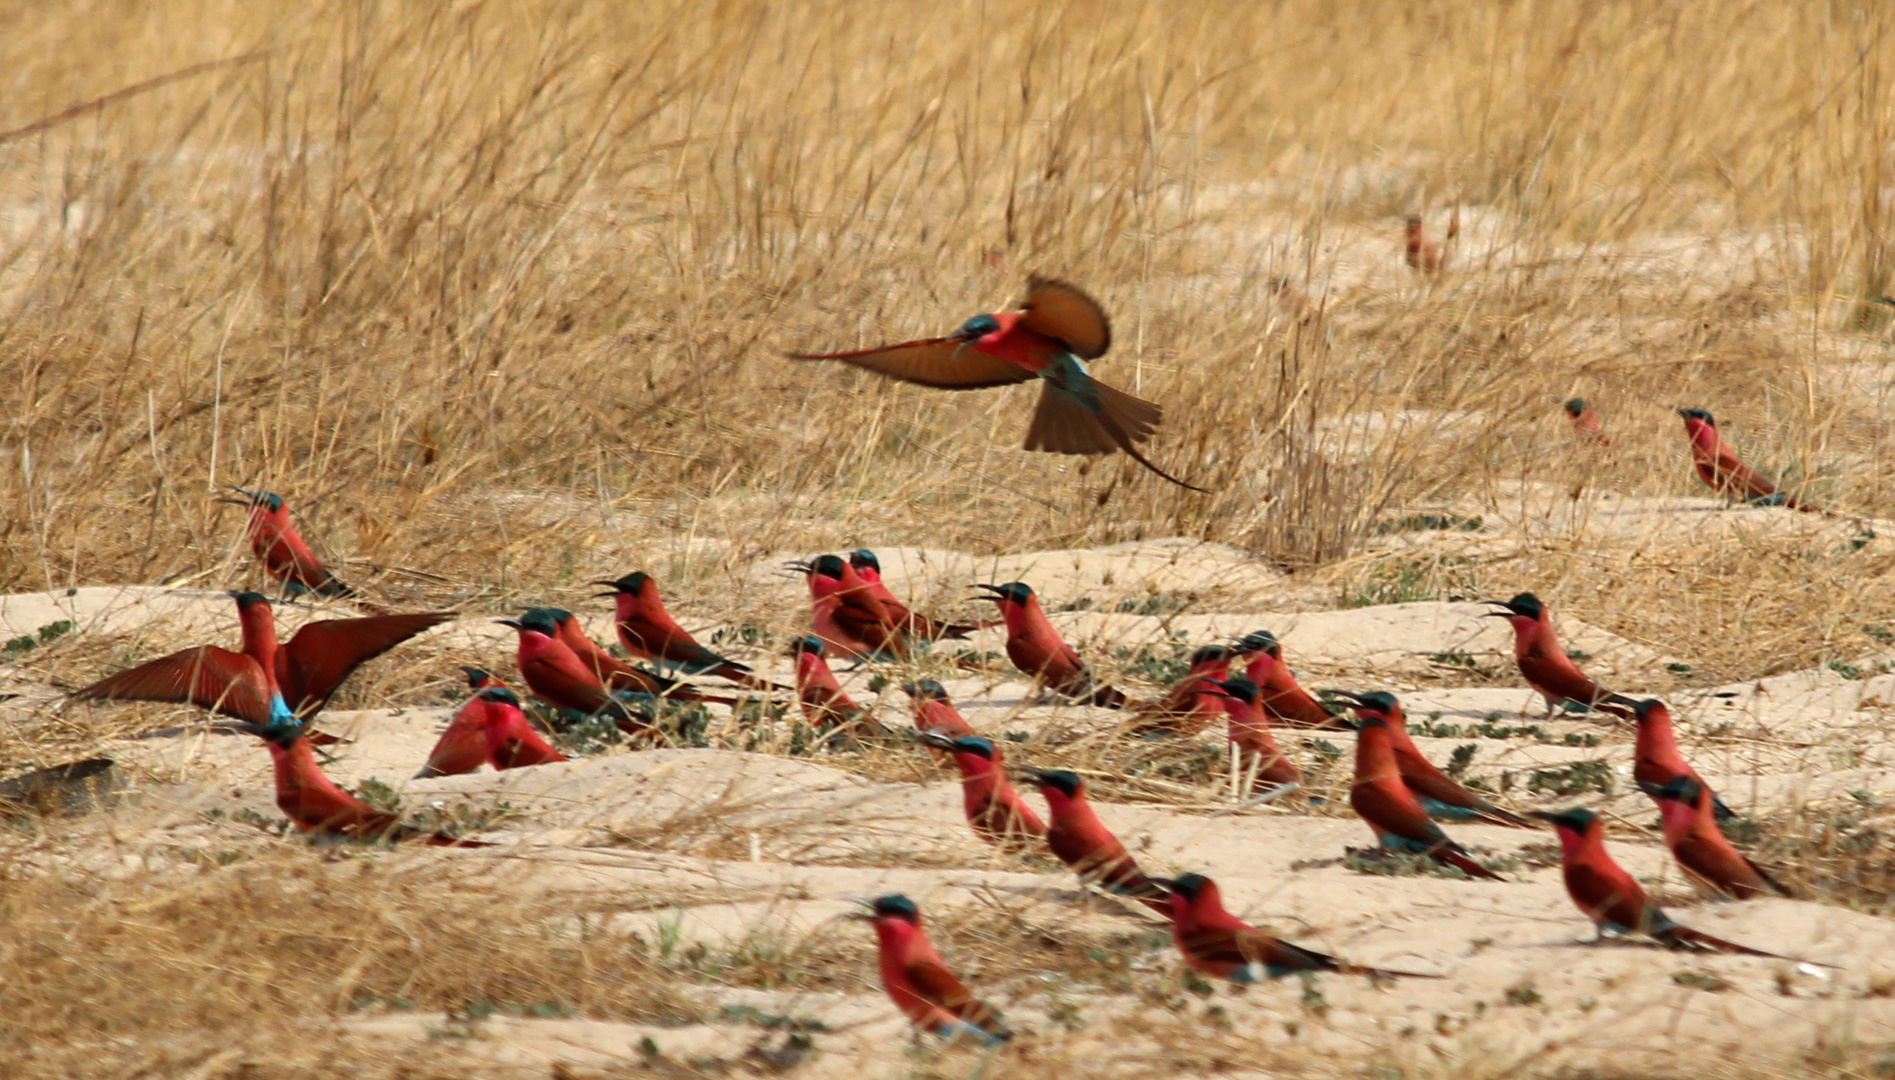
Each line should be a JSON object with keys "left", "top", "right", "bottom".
{"left": 235, "top": 713, "right": 483, "bottom": 845}
{"left": 73, "top": 591, "right": 448, "bottom": 727}
{"left": 1129, "top": 644, "right": 1236, "bottom": 737}
{"left": 1641, "top": 776, "right": 1788, "bottom": 900}
{"left": 917, "top": 733, "right": 1047, "bottom": 849}
{"left": 790, "top": 276, "right": 1203, "bottom": 489}
{"left": 1676, "top": 408, "right": 1818, "bottom": 511}
{"left": 903, "top": 680, "right": 978, "bottom": 740}
{"left": 1564, "top": 399, "right": 1612, "bottom": 445}
{"left": 1156, "top": 873, "right": 1437, "bottom": 982}
{"left": 546, "top": 608, "right": 736, "bottom": 706}
{"left": 1334, "top": 691, "right": 1532, "bottom": 827}
{"left": 1482, "top": 593, "right": 1609, "bottom": 717}
{"left": 852, "top": 895, "right": 1011, "bottom": 1044}
{"left": 1404, "top": 212, "right": 1456, "bottom": 275}
{"left": 973, "top": 582, "right": 1126, "bottom": 708}
{"left": 790, "top": 555, "right": 909, "bottom": 661}
{"left": 496, "top": 610, "right": 648, "bottom": 734}
{"left": 1533, "top": 808, "right": 1805, "bottom": 959}
{"left": 1024, "top": 768, "right": 1171, "bottom": 913}
{"left": 219, "top": 486, "right": 356, "bottom": 599}
{"left": 473, "top": 686, "right": 568, "bottom": 770}
{"left": 1203, "top": 678, "right": 1301, "bottom": 790}
{"left": 1599, "top": 696, "right": 1734, "bottom": 821}
{"left": 848, "top": 550, "right": 990, "bottom": 642}
{"left": 593, "top": 573, "right": 783, "bottom": 690}
{"left": 1345, "top": 711, "right": 1504, "bottom": 880}
{"left": 1235, "top": 631, "right": 1345, "bottom": 729}
{"left": 417, "top": 667, "right": 519, "bottom": 778}
{"left": 787, "top": 635, "right": 870, "bottom": 727}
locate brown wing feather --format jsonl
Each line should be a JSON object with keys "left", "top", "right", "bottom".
{"left": 1024, "top": 384, "right": 1119, "bottom": 454}
{"left": 1020, "top": 277, "right": 1111, "bottom": 359}
{"left": 788, "top": 338, "right": 1033, "bottom": 390}
{"left": 1093, "top": 380, "right": 1163, "bottom": 444}
{"left": 904, "top": 956, "right": 976, "bottom": 1013}
{"left": 73, "top": 646, "right": 276, "bottom": 724}
{"left": 278, "top": 613, "right": 452, "bottom": 717}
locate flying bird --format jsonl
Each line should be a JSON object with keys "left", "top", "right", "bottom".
{"left": 1676, "top": 408, "right": 1820, "bottom": 511}
{"left": 974, "top": 582, "right": 1126, "bottom": 708}
{"left": 1235, "top": 631, "right": 1346, "bottom": 729}
{"left": 1024, "top": 768, "right": 1172, "bottom": 913}
{"left": 1482, "top": 593, "right": 1610, "bottom": 717}
{"left": 789, "top": 277, "right": 1204, "bottom": 489}
{"left": 1533, "top": 808, "right": 1810, "bottom": 959}
{"left": 918, "top": 733, "right": 1047, "bottom": 850}
{"left": 1345, "top": 709, "right": 1504, "bottom": 880}
{"left": 1156, "top": 873, "right": 1438, "bottom": 982}
{"left": 1564, "top": 399, "right": 1612, "bottom": 445}
{"left": 852, "top": 895, "right": 1011, "bottom": 1045}
{"left": 1640, "top": 776, "right": 1788, "bottom": 900}
{"left": 593, "top": 573, "right": 784, "bottom": 691}
{"left": 219, "top": 486, "right": 357, "bottom": 599}
{"left": 1335, "top": 691, "right": 1533, "bottom": 827}
{"left": 847, "top": 550, "right": 992, "bottom": 642}
{"left": 1598, "top": 696, "right": 1734, "bottom": 821}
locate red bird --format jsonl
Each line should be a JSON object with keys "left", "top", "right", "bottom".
{"left": 791, "top": 277, "right": 1203, "bottom": 489}
{"left": 847, "top": 550, "right": 990, "bottom": 642}
{"left": 917, "top": 733, "right": 1047, "bottom": 849}
{"left": 593, "top": 573, "right": 784, "bottom": 690}
{"left": 1532, "top": 808, "right": 1805, "bottom": 959}
{"left": 1025, "top": 768, "right": 1171, "bottom": 912}
{"left": 219, "top": 486, "right": 357, "bottom": 599}
{"left": 497, "top": 609, "right": 648, "bottom": 734}
{"left": 903, "top": 680, "right": 978, "bottom": 740}
{"left": 791, "top": 555, "right": 910, "bottom": 661}
{"left": 1157, "top": 872, "right": 1437, "bottom": 982}
{"left": 73, "top": 591, "right": 448, "bottom": 728}
{"left": 473, "top": 686, "right": 568, "bottom": 770}
{"left": 1235, "top": 631, "right": 1345, "bottom": 729}
{"left": 547, "top": 608, "right": 736, "bottom": 706}
{"left": 1677, "top": 408, "right": 1818, "bottom": 511}
{"left": 232, "top": 714, "right": 483, "bottom": 845}
{"left": 416, "top": 666, "right": 516, "bottom": 778}
{"left": 1564, "top": 399, "right": 1612, "bottom": 445}
{"left": 974, "top": 582, "right": 1126, "bottom": 708}
{"left": 1483, "top": 593, "right": 1609, "bottom": 717}
{"left": 1404, "top": 213, "right": 1456, "bottom": 274}
{"left": 1344, "top": 709, "right": 1504, "bottom": 880}
{"left": 853, "top": 895, "right": 1011, "bottom": 1044}
{"left": 1599, "top": 695, "right": 1734, "bottom": 820}
{"left": 1641, "top": 776, "right": 1788, "bottom": 900}
{"left": 1129, "top": 644, "right": 1236, "bottom": 737}
{"left": 1337, "top": 691, "right": 1532, "bottom": 828}
{"left": 787, "top": 634, "right": 867, "bottom": 725}
{"left": 1203, "top": 678, "right": 1302, "bottom": 790}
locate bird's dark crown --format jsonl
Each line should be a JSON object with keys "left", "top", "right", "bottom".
{"left": 871, "top": 894, "right": 920, "bottom": 922}
{"left": 227, "top": 590, "right": 270, "bottom": 609}
{"left": 1234, "top": 630, "right": 1280, "bottom": 656}
{"left": 1486, "top": 592, "right": 1542, "bottom": 619}
{"left": 903, "top": 679, "right": 950, "bottom": 701}
{"left": 460, "top": 666, "right": 495, "bottom": 687}
{"left": 949, "top": 736, "right": 996, "bottom": 760}
{"left": 1535, "top": 807, "right": 1597, "bottom": 832}
{"left": 1213, "top": 677, "right": 1259, "bottom": 703}
{"left": 787, "top": 635, "right": 825, "bottom": 656}
{"left": 477, "top": 687, "right": 522, "bottom": 707}
{"left": 1677, "top": 407, "right": 1715, "bottom": 424}
{"left": 1345, "top": 689, "right": 1398, "bottom": 714}
{"left": 1167, "top": 872, "right": 1210, "bottom": 900}
{"left": 848, "top": 549, "right": 881, "bottom": 572}
{"left": 1190, "top": 644, "right": 1232, "bottom": 666}
{"left": 231, "top": 486, "right": 285, "bottom": 512}
{"left": 975, "top": 581, "right": 1034, "bottom": 604}
{"left": 508, "top": 609, "right": 560, "bottom": 636}
{"left": 1030, "top": 768, "right": 1082, "bottom": 797}
{"left": 956, "top": 313, "right": 1001, "bottom": 339}
{"left": 813, "top": 554, "right": 847, "bottom": 578}
{"left": 1564, "top": 398, "right": 1588, "bottom": 415}
{"left": 595, "top": 572, "right": 651, "bottom": 594}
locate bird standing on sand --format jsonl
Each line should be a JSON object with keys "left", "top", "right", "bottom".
{"left": 593, "top": 573, "right": 783, "bottom": 691}
{"left": 974, "top": 582, "right": 1126, "bottom": 708}
{"left": 1130, "top": 644, "right": 1237, "bottom": 737}
{"left": 1482, "top": 593, "right": 1610, "bottom": 717}
{"left": 1335, "top": 691, "right": 1533, "bottom": 827}
{"left": 852, "top": 895, "right": 1011, "bottom": 1044}
{"left": 1676, "top": 408, "right": 1820, "bottom": 511}
{"left": 790, "top": 277, "right": 1204, "bottom": 490}
{"left": 918, "top": 733, "right": 1047, "bottom": 849}
{"left": 1023, "top": 769, "right": 1172, "bottom": 913}
{"left": 417, "top": 667, "right": 517, "bottom": 778}
{"left": 497, "top": 609, "right": 648, "bottom": 734}
{"left": 1202, "top": 678, "right": 1302, "bottom": 790}
{"left": 1598, "top": 695, "right": 1734, "bottom": 821}
{"left": 220, "top": 487, "right": 358, "bottom": 599}
{"left": 1235, "top": 630, "right": 1346, "bottom": 729}
{"left": 847, "top": 550, "right": 990, "bottom": 643}
{"left": 1640, "top": 776, "right": 1788, "bottom": 900}
{"left": 546, "top": 608, "right": 736, "bottom": 705}
{"left": 790, "top": 555, "right": 910, "bottom": 661}
{"left": 903, "top": 680, "right": 979, "bottom": 740}
{"left": 1156, "top": 873, "right": 1438, "bottom": 982}
{"left": 1344, "top": 709, "right": 1505, "bottom": 881}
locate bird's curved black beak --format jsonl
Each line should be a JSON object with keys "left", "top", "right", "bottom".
{"left": 914, "top": 730, "right": 957, "bottom": 750}
{"left": 495, "top": 618, "right": 524, "bottom": 629}
{"left": 1525, "top": 811, "right": 1561, "bottom": 826}
{"left": 785, "top": 560, "right": 814, "bottom": 574}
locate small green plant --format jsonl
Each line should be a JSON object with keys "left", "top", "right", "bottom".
{"left": 1672, "top": 970, "right": 1731, "bottom": 992}
{"left": 1445, "top": 743, "right": 1479, "bottom": 777}
{"left": 1525, "top": 760, "right": 1614, "bottom": 796}
{"left": 354, "top": 777, "right": 403, "bottom": 813}
{"left": 1504, "top": 981, "right": 1542, "bottom": 1006}
{"left": 3, "top": 620, "right": 72, "bottom": 657}
{"left": 1827, "top": 659, "right": 1864, "bottom": 680}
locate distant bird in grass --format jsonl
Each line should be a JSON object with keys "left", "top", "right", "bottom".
{"left": 545, "top": 608, "right": 736, "bottom": 706}
{"left": 73, "top": 591, "right": 448, "bottom": 728}
{"left": 1533, "top": 808, "right": 1807, "bottom": 959}
{"left": 1482, "top": 593, "right": 1610, "bottom": 717}
{"left": 1640, "top": 776, "right": 1788, "bottom": 900}
{"left": 219, "top": 486, "right": 356, "bottom": 600}
{"left": 973, "top": 582, "right": 1126, "bottom": 708}
{"left": 417, "top": 667, "right": 516, "bottom": 778}
{"left": 1563, "top": 399, "right": 1612, "bottom": 445}
{"left": 789, "top": 277, "right": 1204, "bottom": 490}
{"left": 903, "top": 680, "right": 978, "bottom": 740}
{"left": 847, "top": 550, "right": 992, "bottom": 643}
{"left": 1235, "top": 630, "right": 1346, "bottom": 729}
{"left": 790, "top": 555, "right": 910, "bottom": 661}
{"left": 1129, "top": 644, "right": 1237, "bottom": 737}
{"left": 1344, "top": 708, "right": 1505, "bottom": 881}
{"left": 918, "top": 733, "right": 1046, "bottom": 849}
{"left": 497, "top": 609, "right": 649, "bottom": 735}
{"left": 1202, "top": 678, "right": 1302, "bottom": 790}
{"left": 1333, "top": 691, "right": 1532, "bottom": 827}
{"left": 852, "top": 895, "right": 1011, "bottom": 1045}
{"left": 1599, "top": 695, "right": 1734, "bottom": 821}
{"left": 1024, "top": 768, "right": 1172, "bottom": 913}
{"left": 593, "top": 573, "right": 785, "bottom": 691}
{"left": 1676, "top": 408, "right": 1820, "bottom": 512}
{"left": 1404, "top": 212, "right": 1457, "bottom": 275}
{"left": 1156, "top": 873, "right": 1439, "bottom": 982}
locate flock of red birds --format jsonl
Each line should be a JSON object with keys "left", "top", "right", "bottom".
{"left": 59, "top": 260, "right": 1837, "bottom": 1045}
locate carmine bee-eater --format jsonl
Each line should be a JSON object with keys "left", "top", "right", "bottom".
{"left": 851, "top": 895, "right": 1011, "bottom": 1044}
{"left": 1235, "top": 631, "right": 1345, "bottom": 729}
{"left": 497, "top": 610, "right": 648, "bottom": 734}
{"left": 1203, "top": 678, "right": 1302, "bottom": 790}
{"left": 1564, "top": 399, "right": 1612, "bottom": 445}
{"left": 1482, "top": 593, "right": 1609, "bottom": 717}
{"left": 73, "top": 591, "right": 448, "bottom": 728}
{"left": 1129, "top": 644, "right": 1236, "bottom": 737}
{"left": 1155, "top": 873, "right": 1437, "bottom": 982}
{"left": 917, "top": 733, "right": 1047, "bottom": 849}
{"left": 473, "top": 686, "right": 568, "bottom": 770}
{"left": 1024, "top": 768, "right": 1171, "bottom": 913}
{"left": 218, "top": 487, "right": 359, "bottom": 599}
{"left": 1404, "top": 213, "right": 1456, "bottom": 275}
{"left": 1345, "top": 710, "right": 1504, "bottom": 880}
{"left": 847, "top": 550, "right": 992, "bottom": 643}
{"left": 1598, "top": 695, "right": 1734, "bottom": 821}
{"left": 546, "top": 608, "right": 736, "bottom": 706}
{"left": 790, "top": 555, "right": 910, "bottom": 661}
{"left": 593, "top": 573, "right": 785, "bottom": 691}
{"left": 416, "top": 666, "right": 517, "bottom": 778}
{"left": 1676, "top": 408, "right": 1819, "bottom": 511}
{"left": 1640, "top": 776, "right": 1789, "bottom": 900}
{"left": 973, "top": 582, "right": 1126, "bottom": 708}
{"left": 790, "top": 276, "right": 1204, "bottom": 490}
{"left": 1335, "top": 691, "right": 1532, "bottom": 827}
{"left": 788, "top": 635, "right": 868, "bottom": 726}
{"left": 903, "top": 680, "right": 978, "bottom": 739}
{"left": 1532, "top": 808, "right": 1808, "bottom": 959}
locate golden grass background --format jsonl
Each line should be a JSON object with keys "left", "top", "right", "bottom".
{"left": 5, "top": 1, "right": 1895, "bottom": 1076}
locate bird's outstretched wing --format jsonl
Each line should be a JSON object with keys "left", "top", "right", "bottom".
{"left": 73, "top": 646, "right": 276, "bottom": 724}
{"left": 1020, "top": 277, "right": 1112, "bottom": 358}
{"left": 278, "top": 613, "right": 452, "bottom": 716}
{"left": 788, "top": 338, "right": 1033, "bottom": 389}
